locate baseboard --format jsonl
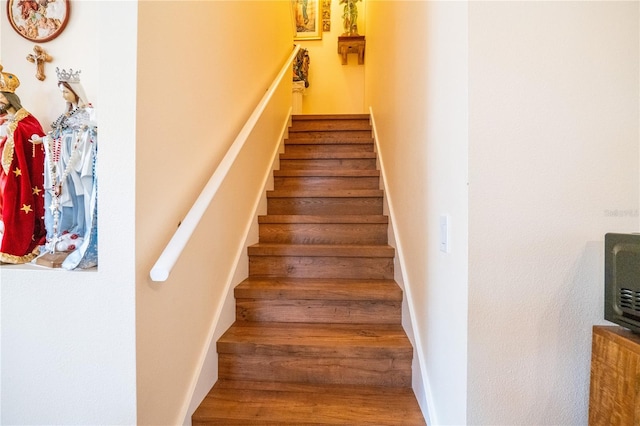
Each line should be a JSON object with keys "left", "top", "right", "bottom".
{"left": 179, "top": 108, "right": 292, "bottom": 425}
{"left": 369, "top": 106, "right": 435, "bottom": 425}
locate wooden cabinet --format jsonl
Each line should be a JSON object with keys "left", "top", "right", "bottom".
{"left": 589, "top": 326, "right": 640, "bottom": 425}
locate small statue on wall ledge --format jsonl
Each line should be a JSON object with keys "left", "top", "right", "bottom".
{"left": 33, "top": 67, "right": 98, "bottom": 270}
{"left": 293, "top": 48, "right": 310, "bottom": 88}
{"left": 340, "top": 0, "right": 361, "bottom": 36}
{"left": 0, "top": 64, "right": 47, "bottom": 264}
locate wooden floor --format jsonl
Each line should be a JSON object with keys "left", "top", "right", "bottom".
{"left": 192, "top": 115, "right": 426, "bottom": 425}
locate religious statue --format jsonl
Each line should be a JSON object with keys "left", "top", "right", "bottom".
{"left": 0, "top": 64, "right": 47, "bottom": 264}
{"left": 35, "top": 68, "right": 97, "bottom": 269}
{"left": 340, "top": 0, "right": 361, "bottom": 36}
{"left": 293, "top": 48, "right": 310, "bottom": 88}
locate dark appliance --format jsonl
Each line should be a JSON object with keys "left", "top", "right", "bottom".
{"left": 605, "top": 233, "right": 640, "bottom": 334}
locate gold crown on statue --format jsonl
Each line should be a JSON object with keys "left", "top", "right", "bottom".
{"left": 0, "top": 64, "right": 20, "bottom": 94}
{"left": 56, "top": 67, "right": 81, "bottom": 84}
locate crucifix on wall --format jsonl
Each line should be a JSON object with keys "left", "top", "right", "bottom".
{"left": 26, "top": 45, "right": 53, "bottom": 81}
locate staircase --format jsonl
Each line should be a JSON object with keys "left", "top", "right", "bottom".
{"left": 192, "top": 114, "right": 426, "bottom": 425}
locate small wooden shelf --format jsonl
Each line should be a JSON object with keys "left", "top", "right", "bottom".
{"left": 338, "top": 35, "right": 365, "bottom": 65}
{"left": 589, "top": 326, "right": 640, "bottom": 425}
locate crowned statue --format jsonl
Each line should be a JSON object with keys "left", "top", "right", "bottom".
{"left": 0, "top": 64, "right": 47, "bottom": 264}
{"left": 35, "top": 67, "right": 97, "bottom": 269}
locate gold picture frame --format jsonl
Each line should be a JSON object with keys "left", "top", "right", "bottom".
{"left": 7, "top": 0, "right": 70, "bottom": 43}
{"left": 293, "top": 0, "right": 322, "bottom": 40}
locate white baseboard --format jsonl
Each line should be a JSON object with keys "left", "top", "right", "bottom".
{"left": 369, "top": 106, "right": 435, "bottom": 425}
{"left": 180, "top": 108, "right": 292, "bottom": 425}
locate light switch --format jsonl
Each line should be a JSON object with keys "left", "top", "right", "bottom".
{"left": 440, "top": 215, "right": 449, "bottom": 253}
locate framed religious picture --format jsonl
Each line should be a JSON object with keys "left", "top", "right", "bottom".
{"left": 7, "top": 0, "right": 70, "bottom": 43}
{"left": 293, "top": 0, "right": 322, "bottom": 40}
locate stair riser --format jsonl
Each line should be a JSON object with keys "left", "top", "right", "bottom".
{"left": 291, "top": 119, "right": 371, "bottom": 132}
{"left": 249, "top": 256, "right": 394, "bottom": 279}
{"left": 289, "top": 130, "right": 372, "bottom": 139}
{"left": 218, "top": 354, "right": 411, "bottom": 387}
{"left": 284, "top": 144, "right": 373, "bottom": 154}
{"left": 234, "top": 278, "right": 402, "bottom": 302}
{"left": 236, "top": 299, "right": 401, "bottom": 324}
{"left": 274, "top": 176, "right": 380, "bottom": 190}
{"left": 267, "top": 197, "right": 383, "bottom": 215}
{"left": 279, "top": 158, "right": 377, "bottom": 170}
{"left": 259, "top": 223, "right": 387, "bottom": 245}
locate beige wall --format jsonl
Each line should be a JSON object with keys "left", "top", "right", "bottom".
{"left": 467, "top": 2, "right": 638, "bottom": 424}
{"left": 1, "top": 1, "right": 138, "bottom": 424}
{"left": 135, "top": 1, "right": 293, "bottom": 424}
{"left": 4, "top": 2, "right": 638, "bottom": 425}
{"left": 296, "top": 0, "right": 366, "bottom": 114}
{"left": 368, "top": 0, "right": 639, "bottom": 424}
{"left": 365, "top": 1, "right": 469, "bottom": 424}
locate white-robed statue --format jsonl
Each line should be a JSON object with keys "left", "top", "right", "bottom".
{"left": 38, "top": 68, "right": 97, "bottom": 269}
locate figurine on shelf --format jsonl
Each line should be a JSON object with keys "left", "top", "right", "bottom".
{"left": 34, "top": 68, "right": 98, "bottom": 269}
{"left": 0, "top": 64, "right": 47, "bottom": 264}
{"left": 340, "top": 0, "right": 361, "bottom": 36}
{"left": 293, "top": 48, "right": 310, "bottom": 88}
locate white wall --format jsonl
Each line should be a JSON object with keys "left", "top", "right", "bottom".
{"left": 4, "top": 2, "right": 636, "bottom": 425}
{"left": 135, "top": 2, "right": 293, "bottom": 424}
{"left": 367, "top": 1, "right": 639, "bottom": 425}
{"left": 0, "top": 1, "right": 138, "bottom": 424}
{"left": 467, "top": 2, "right": 639, "bottom": 424}
{"left": 365, "top": 2, "right": 469, "bottom": 424}
{"left": 296, "top": 0, "right": 366, "bottom": 113}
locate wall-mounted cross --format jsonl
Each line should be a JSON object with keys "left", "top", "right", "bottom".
{"left": 26, "top": 45, "right": 53, "bottom": 81}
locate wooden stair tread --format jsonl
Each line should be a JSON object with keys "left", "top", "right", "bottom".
{"left": 285, "top": 137, "right": 374, "bottom": 144}
{"left": 258, "top": 217, "right": 388, "bottom": 245}
{"left": 289, "top": 124, "right": 371, "bottom": 132}
{"left": 292, "top": 114, "right": 370, "bottom": 120}
{"left": 248, "top": 243, "right": 394, "bottom": 257}
{"left": 286, "top": 132, "right": 372, "bottom": 140}
{"left": 258, "top": 215, "right": 388, "bottom": 224}
{"left": 212, "top": 378, "right": 419, "bottom": 396}
{"left": 280, "top": 152, "right": 377, "bottom": 159}
{"left": 274, "top": 169, "right": 379, "bottom": 177}
{"left": 235, "top": 278, "right": 401, "bottom": 323}
{"left": 267, "top": 189, "right": 383, "bottom": 198}
{"left": 192, "top": 380, "right": 426, "bottom": 425}
{"left": 218, "top": 322, "right": 413, "bottom": 356}
{"left": 235, "top": 277, "right": 401, "bottom": 301}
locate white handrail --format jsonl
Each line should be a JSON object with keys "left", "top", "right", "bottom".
{"left": 150, "top": 45, "right": 301, "bottom": 282}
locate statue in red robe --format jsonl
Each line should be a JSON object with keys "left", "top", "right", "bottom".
{"left": 0, "top": 64, "right": 46, "bottom": 264}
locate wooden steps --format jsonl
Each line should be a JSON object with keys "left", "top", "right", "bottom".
{"left": 258, "top": 215, "right": 388, "bottom": 245}
{"left": 193, "top": 114, "right": 425, "bottom": 425}
{"left": 267, "top": 189, "right": 383, "bottom": 215}
{"left": 235, "top": 277, "right": 402, "bottom": 301}
{"left": 235, "top": 277, "right": 402, "bottom": 323}
{"left": 193, "top": 380, "right": 426, "bottom": 425}
{"left": 217, "top": 322, "right": 412, "bottom": 387}
{"left": 279, "top": 156, "right": 377, "bottom": 170}
{"left": 248, "top": 243, "right": 394, "bottom": 280}
{"left": 284, "top": 140, "right": 374, "bottom": 154}
{"left": 273, "top": 169, "right": 380, "bottom": 190}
